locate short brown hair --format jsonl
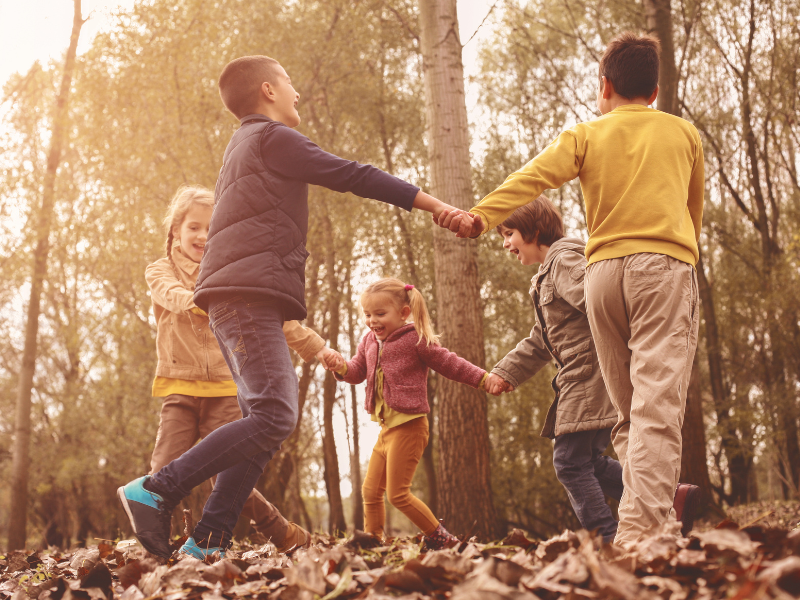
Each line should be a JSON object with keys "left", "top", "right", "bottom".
{"left": 497, "top": 195, "right": 564, "bottom": 246}
{"left": 219, "top": 56, "right": 283, "bottom": 119}
{"left": 599, "top": 32, "right": 660, "bottom": 100}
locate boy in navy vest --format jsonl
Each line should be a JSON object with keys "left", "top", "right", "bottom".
{"left": 118, "top": 55, "right": 456, "bottom": 558}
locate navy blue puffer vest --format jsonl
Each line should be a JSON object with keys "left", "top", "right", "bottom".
{"left": 194, "top": 115, "right": 310, "bottom": 320}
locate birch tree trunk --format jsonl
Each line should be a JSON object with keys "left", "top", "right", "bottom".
{"left": 7, "top": 0, "right": 84, "bottom": 551}
{"left": 418, "top": 0, "right": 498, "bottom": 539}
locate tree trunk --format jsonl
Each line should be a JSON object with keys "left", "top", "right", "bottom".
{"left": 643, "top": 0, "right": 678, "bottom": 115}
{"left": 7, "top": 0, "right": 84, "bottom": 551}
{"left": 346, "top": 273, "right": 364, "bottom": 530}
{"left": 321, "top": 210, "right": 347, "bottom": 533}
{"left": 418, "top": 0, "right": 498, "bottom": 540}
{"left": 696, "top": 251, "right": 750, "bottom": 504}
{"left": 645, "top": 0, "right": 718, "bottom": 509}
{"left": 679, "top": 353, "right": 717, "bottom": 513}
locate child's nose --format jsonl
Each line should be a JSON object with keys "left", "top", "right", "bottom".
{"left": 503, "top": 238, "right": 510, "bottom": 249}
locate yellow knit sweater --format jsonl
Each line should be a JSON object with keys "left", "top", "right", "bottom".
{"left": 471, "top": 105, "right": 705, "bottom": 266}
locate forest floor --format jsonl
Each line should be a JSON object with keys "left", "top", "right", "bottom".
{"left": 1, "top": 502, "right": 799, "bottom": 600}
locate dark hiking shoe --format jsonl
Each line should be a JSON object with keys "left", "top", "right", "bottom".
{"left": 674, "top": 483, "right": 701, "bottom": 537}
{"left": 117, "top": 476, "right": 173, "bottom": 558}
{"left": 425, "top": 523, "right": 459, "bottom": 550}
{"left": 179, "top": 537, "right": 224, "bottom": 561}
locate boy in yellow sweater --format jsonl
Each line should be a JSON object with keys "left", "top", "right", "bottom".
{"left": 440, "top": 33, "right": 704, "bottom": 548}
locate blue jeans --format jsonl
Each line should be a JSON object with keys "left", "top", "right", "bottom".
{"left": 553, "top": 427, "right": 623, "bottom": 543}
{"left": 149, "top": 297, "right": 298, "bottom": 547}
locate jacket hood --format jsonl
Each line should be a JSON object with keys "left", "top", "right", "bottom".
{"left": 541, "top": 237, "right": 586, "bottom": 271}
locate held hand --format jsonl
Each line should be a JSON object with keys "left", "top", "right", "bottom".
{"left": 316, "top": 347, "right": 344, "bottom": 371}
{"left": 485, "top": 373, "right": 513, "bottom": 396}
{"left": 436, "top": 208, "right": 484, "bottom": 239}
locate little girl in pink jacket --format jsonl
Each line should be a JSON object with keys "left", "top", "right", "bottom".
{"left": 335, "top": 278, "right": 487, "bottom": 549}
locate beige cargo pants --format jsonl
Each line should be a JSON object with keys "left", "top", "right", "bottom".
{"left": 585, "top": 253, "right": 699, "bottom": 548}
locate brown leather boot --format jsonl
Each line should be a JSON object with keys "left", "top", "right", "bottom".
{"left": 275, "top": 521, "right": 311, "bottom": 554}
{"left": 673, "top": 483, "right": 701, "bottom": 537}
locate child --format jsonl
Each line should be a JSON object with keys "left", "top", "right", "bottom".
{"left": 484, "top": 197, "right": 622, "bottom": 543}
{"left": 440, "top": 33, "right": 704, "bottom": 548}
{"left": 145, "top": 185, "right": 341, "bottom": 553}
{"left": 335, "top": 278, "right": 487, "bottom": 549}
{"left": 119, "top": 55, "right": 457, "bottom": 559}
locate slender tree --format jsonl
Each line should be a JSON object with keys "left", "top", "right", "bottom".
{"left": 6, "top": 0, "right": 85, "bottom": 551}
{"left": 418, "top": 0, "right": 498, "bottom": 539}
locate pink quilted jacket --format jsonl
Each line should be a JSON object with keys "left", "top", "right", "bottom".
{"left": 335, "top": 323, "right": 486, "bottom": 415}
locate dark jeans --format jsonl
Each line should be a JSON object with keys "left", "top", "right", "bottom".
{"left": 149, "top": 297, "right": 298, "bottom": 547}
{"left": 553, "top": 427, "right": 623, "bottom": 543}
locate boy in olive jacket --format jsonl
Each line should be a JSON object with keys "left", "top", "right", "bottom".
{"left": 485, "top": 197, "right": 622, "bottom": 542}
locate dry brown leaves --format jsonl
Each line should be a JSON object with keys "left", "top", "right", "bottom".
{"left": 1, "top": 516, "right": 799, "bottom": 600}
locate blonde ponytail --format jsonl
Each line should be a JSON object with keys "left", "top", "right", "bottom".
{"left": 360, "top": 278, "right": 440, "bottom": 346}
{"left": 406, "top": 287, "right": 439, "bottom": 346}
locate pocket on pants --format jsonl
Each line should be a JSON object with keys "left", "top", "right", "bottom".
{"left": 212, "top": 311, "right": 248, "bottom": 375}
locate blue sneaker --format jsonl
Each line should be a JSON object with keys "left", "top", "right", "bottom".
{"left": 117, "top": 476, "right": 173, "bottom": 558}
{"left": 179, "top": 537, "right": 224, "bottom": 560}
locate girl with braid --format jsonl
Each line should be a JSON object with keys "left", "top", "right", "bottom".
{"left": 145, "top": 185, "right": 342, "bottom": 554}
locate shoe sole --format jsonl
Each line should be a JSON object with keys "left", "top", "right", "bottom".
{"left": 117, "top": 485, "right": 169, "bottom": 557}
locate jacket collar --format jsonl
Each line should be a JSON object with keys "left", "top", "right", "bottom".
{"left": 536, "top": 237, "right": 586, "bottom": 280}
{"left": 239, "top": 113, "right": 274, "bottom": 127}
{"left": 371, "top": 322, "right": 416, "bottom": 344}
{"left": 171, "top": 243, "right": 200, "bottom": 276}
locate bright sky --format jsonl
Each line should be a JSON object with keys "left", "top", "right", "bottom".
{"left": 0, "top": 0, "right": 498, "bottom": 517}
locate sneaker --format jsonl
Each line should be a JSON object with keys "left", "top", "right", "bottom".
{"left": 674, "top": 483, "right": 701, "bottom": 537}
{"left": 425, "top": 523, "right": 459, "bottom": 550}
{"left": 117, "top": 476, "right": 173, "bottom": 558}
{"left": 179, "top": 537, "right": 224, "bottom": 560}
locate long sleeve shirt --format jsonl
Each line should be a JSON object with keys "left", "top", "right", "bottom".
{"left": 470, "top": 105, "right": 705, "bottom": 266}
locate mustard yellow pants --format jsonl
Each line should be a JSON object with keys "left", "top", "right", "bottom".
{"left": 362, "top": 416, "right": 439, "bottom": 537}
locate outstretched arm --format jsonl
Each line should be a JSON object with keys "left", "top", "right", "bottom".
{"left": 333, "top": 334, "right": 370, "bottom": 385}
{"left": 492, "top": 318, "right": 552, "bottom": 390}
{"left": 417, "top": 342, "right": 486, "bottom": 389}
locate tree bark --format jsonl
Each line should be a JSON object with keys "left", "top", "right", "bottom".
{"left": 643, "top": 0, "right": 678, "bottom": 115}
{"left": 418, "top": 0, "right": 498, "bottom": 539}
{"left": 645, "top": 0, "right": 717, "bottom": 509}
{"left": 321, "top": 210, "right": 347, "bottom": 533}
{"left": 346, "top": 273, "right": 364, "bottom": 530}
{"left": 679, "top": 353, "right": 716, "bottom": 513}
{"left": 7, "top": 0, "right": 84, "bottom": 551}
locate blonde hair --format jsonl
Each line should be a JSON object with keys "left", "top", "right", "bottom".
{"left": 163, "top": 185, "right": 215, "bottom": 269}
{"left": 360, "top": 278, "right": 439, "bottom": 346}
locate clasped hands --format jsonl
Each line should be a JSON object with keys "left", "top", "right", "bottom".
{"left": 432, "top": 204, "right": 484, "bottom": 239}
{"left": 316, "top": 347, "right": 345, "bottom": 371}
{"left": 485, "top": 373, "right": 514, "bottom": 396}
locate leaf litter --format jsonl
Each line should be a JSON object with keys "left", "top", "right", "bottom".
{"left": 1, "top": 514, "right": 799, "bottom": 600}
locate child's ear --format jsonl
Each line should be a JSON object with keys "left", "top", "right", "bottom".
{"left": 648, "top": 85, "right": 659, "bottom": 106}
{"left": 401, "top": 305, "right": 412, "bottom": 320}
{"left": 601, "top": 76, "right": 615, "bottom": 99}
{"left": 261, "top": 81, "right": 275, "bottom": 102}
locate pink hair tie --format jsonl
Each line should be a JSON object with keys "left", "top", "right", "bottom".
{"left": 405, "top": 284, "right": 414, "bottom": 291}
